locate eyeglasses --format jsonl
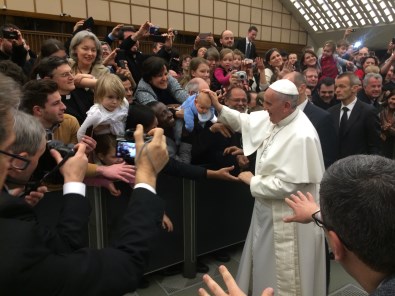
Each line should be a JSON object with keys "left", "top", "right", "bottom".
{"left": 312, "top": 210, "right": 352, "bottom": 250}
{"left": 0, "top": 150, "right": 30, "bottom": 170}
{"left": 230, "top": 98, "right": 248, "bottom": 104}
{"left": 54, "top": 71, "right": 74, "bottom": 78}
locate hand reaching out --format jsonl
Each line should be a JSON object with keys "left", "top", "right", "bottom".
{"left": 283, "top": 191, "right": 319, "bottom": 223}
{"left": 198, "top": 265, "right": 274, "bottom": 296}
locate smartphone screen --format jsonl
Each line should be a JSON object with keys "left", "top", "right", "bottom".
{"left": 2, "top": 30, "right": 18, "bottom": 40}
{"left": 116, "top": 140, "right": 136, "bottom": 159}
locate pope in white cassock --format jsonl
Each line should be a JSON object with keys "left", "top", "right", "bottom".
{"left": 207, "top": 79, "right": 326, "bottom": 296}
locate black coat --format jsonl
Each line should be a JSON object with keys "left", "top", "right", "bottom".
{"left": 303, "top": 101, "right": 338, "bottom": 168}
{"left": 328, "top": 100, "right": 381, "bottom": 159}
{"left": 0, "top": 187, "right": 164, "bottom": 296}
{"left": 235, "top": 38, "right": 257, "bottom": 59}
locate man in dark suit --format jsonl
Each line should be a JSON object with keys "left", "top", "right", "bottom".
{"left": 235, "top": 26, "right": 258, "bottom": 60}
{"left": 312, "top": 77, "right": 340, "bottom": 110}
{"left": 328, "top": 72, "right": 381, "bottom": 159}
{"left": 357, "top": 72, "right": 383, "bottom": 111}
{"left": 285, "top": 72, "right": 337, "bottom": 168}
{"left": 0, "top": 72, "right": 169, "bottom": 296}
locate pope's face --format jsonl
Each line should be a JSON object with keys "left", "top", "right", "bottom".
{"left": 263, "top": 88, "right": 288, "bottom": 124}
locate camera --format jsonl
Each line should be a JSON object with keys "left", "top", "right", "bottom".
{"left": 2, "top": 29, "right": 18, "bottom": 40}
{"left": 117, "top": 129, "right": 153, "bottom": 164}
{"left": 116, "top": 140, "right": 136, "bottom": 163}
{"left": 124, "top": 128, "right": 153, "bottom": 142}
{"left": 30, "top": 140, "right": 75, "bottom": 185}
{"left": 235, "top": 71, "right": 247, "bottom": 80}
{"left": 47, "top": 140, "right": 75, "bottom": 158}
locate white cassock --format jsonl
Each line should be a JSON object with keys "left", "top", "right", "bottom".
{"left": 218, "top": 106, "right": 326, "bottom": 296}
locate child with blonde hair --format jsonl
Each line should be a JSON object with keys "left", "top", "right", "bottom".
{"left": 77, "top": 73, "right": 128, "bottom": 141}
{"left": 210, "top": 48, "right": 235, "bottom": 91}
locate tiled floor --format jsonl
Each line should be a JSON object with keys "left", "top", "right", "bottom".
{"left": 125, "top": 243, "right": 367, "bottom": 296}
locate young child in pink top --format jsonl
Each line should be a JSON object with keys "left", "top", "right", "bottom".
{"left": 211, "top": 48, "right": 234, "bottom": 91}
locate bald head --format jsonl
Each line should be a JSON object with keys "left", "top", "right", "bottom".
{"left": 283, "top": 73, "right": 306, "bottom": 105}
{"left": 220, "top": 30, "right": 234, "bottom": 48}
{"left": 185, "top": 77, "right": 210, "bottom": 95}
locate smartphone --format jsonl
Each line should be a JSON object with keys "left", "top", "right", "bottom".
{"left": 116, "top": 140, "right": 136, "bottom": 160}
{"left": 392, "top": 37, "right": 395, "bottom": 44}
{"left": 85, "top": 125, "right": 94, "bottom": 137}
{"left": 149, "top": 34, "right": 167, "bottom": 43}
{"left": 82, "top": 17, "right": 94, "bottom": 30}
{"left": 117, "top": 60, "right": 127, "bottom": 69}
{"left": 149, "top": 26, "right": 160, "bottom": 35}
{"left": 2, "top": 30, "right": 18, "bottom": 40}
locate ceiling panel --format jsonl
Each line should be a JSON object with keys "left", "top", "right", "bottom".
{"left": 280, "top": 0, "right": 395, "bottom": 50}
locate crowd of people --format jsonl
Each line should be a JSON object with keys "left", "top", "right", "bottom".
{"left": 0, "top": 18, "right": 395, "bottom": 296}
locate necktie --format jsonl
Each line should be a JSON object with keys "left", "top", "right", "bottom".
{"left": 246, "top": 42, "right": 251, "bottom": 58}
{"left": 339, "top": 106, "right": 349, "bottom": 135}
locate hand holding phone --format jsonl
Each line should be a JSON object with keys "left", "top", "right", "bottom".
{"left": 82, "top": 17, "right": 94, "bottom": 30}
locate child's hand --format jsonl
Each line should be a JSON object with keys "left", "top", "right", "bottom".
{"left": 162, "top": 213, "right": 174, "bottom": 232}
{"left": 106, "top": 181, "right": 121, "bottom": 197}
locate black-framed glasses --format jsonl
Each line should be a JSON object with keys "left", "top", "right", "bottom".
{"left": 312, "top": 210, "right": 325, "bottom": 228}
{"left": 312, "top": 210, "right": 352, "bottom": 250}
{"left": 0, "top": 150, "right": 30, "bottom": 170}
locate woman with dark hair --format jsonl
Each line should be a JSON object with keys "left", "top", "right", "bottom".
{"left": 29, "top": 38, "right": 67, "bottom": 79}
{"left": 134, "top": 56, "right": 189, "bottom": 105}
{"left": 379, "top": 89, "right": 395, "bottom": 158}
{"left": 354, "top": 55, "right": 379, "bottom": 80}
{"left": 264, "top": 48, "right": 283, "bottom": 84}
{"left": 300, "top": 49, "right": 321, "bottom": 74}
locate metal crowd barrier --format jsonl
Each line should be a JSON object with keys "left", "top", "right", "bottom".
{"left": 87, "top": 174, "right": 254, "bottom": 278}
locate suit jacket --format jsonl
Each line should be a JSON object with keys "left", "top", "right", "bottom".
{"left": 303, "top": 101, "right": 338, "bottom": 168}
{"left": 0, "top": 190, "right": 91, "bottom": 253}
{"left": 0, "top": 187, "right": 164, "bottom": 296}
{"left": 235, "top": 38, "right": 257, "bottom": 59}
{"left": 357, "top": 89, "right": 381, "bottom": 111}
{"left": 370, "top": 275, "right": 395, "bottom": 295}
{"left": 328, "top": 100, "right": 381, "bottom": 159}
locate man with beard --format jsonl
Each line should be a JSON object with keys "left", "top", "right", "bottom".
{"left": 312, "top": 77, "right": 339, "bottom": 110}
